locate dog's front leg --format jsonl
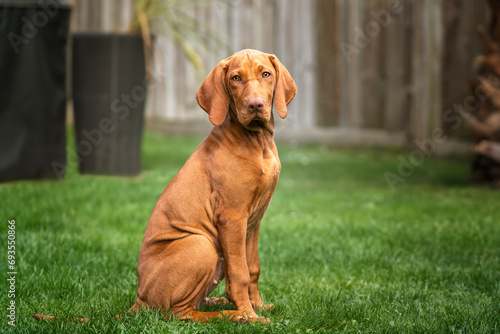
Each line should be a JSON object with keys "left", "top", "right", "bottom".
{"left": 246, "top": 222, "right": 273, "bottom": 311}
{"left": 246, "top": 223, "right": 261, "bottom": 307}
{"left": 218, "top": 216, "right": 261, "bottom": 322}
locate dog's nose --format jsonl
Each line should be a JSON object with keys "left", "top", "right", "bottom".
{"left": 246, "top": 97, "right": 264, "bottom": 112}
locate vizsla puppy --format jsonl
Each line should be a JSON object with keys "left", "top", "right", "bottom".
{"left": 135, "top": 49, "right": 296, "bottom": 323}
{"left": 33, "top": 49, "right": 296, "bottom": 324}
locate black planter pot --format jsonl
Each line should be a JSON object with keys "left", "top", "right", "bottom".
{"left": 0, "top": 1, "right": 71, "bottom": 182}
{"left": 72, "top": 33, "right": 146, "bottom": 176}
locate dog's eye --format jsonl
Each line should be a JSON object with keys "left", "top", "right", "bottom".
{"left": 262, "top": 72, "right": 271, "bottom": 78}
{"left": 232, "top": 75, "right": 241, "bottom": 82}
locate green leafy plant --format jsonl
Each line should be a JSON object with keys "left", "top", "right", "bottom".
{"left": 128, "top": 0, "right": 217, "bottom": 80}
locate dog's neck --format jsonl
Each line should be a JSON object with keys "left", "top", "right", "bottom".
{"left": 216, "top": 109, "right": 276, "bottom": 152}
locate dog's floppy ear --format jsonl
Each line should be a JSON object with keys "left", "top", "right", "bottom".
{"left": 196, "top": 57, "right": 232, "bottom": 126}
{"left": 268, "top": 54, "right": 297, "bottom": 119}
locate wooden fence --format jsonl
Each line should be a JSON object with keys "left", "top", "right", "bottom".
{"left": 71, "top": 0, "right": 490, "bottom": 150}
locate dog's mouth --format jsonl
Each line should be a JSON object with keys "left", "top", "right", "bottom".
{"left": 243, "top": 117, "right": 274, "bottom": 134}
{"left": 236, "top": 108, "right": 273, "bottom": 133}
{"left": 248, "top": 119, "right": 264, "bottom": 128}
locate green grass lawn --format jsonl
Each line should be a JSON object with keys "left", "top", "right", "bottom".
{"left": 1, "top": 131, "right": 499, "bottom": 333}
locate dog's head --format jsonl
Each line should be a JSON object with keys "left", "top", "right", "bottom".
{"left": 196, "top": 49, "right": 297, "bottom": 131}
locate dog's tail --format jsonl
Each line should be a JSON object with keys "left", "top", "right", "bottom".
{"left": 32, "top": 302, "right": 139, "bottom": 322}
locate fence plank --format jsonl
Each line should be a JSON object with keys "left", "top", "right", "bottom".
{"left": 384, "top": 0, "right": 411, "bottom": 131}
{"left": 89, "top": 0, "right": 102, "bottom": 30}
{"left": 315, "top": 0, "right": 341, "bottom": 127}
{"left": 362, "top": 0, "right": 387, "bottom": 129}
{"left": 410, "top": 0, "right": 443, "bottom": 142}
{"left": 344, "top": 0, "right": 364, "bottom": 128}
{"left": 261, "top": 0, "right": 275, "bottom": 53}
{"left": 441, "top": 0, "right": 489, "bottom": 134}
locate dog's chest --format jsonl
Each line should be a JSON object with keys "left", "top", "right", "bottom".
{"left": 260, "top": 147, "right": 280, "bottom": 184}
{"left": 247, "top": 148, "right": 280, "bottom": 221}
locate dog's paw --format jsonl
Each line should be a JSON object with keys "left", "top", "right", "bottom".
{"left": 256, "top": 316, "right": 271, "bottom": 324}
{"left": 230, "top": 310, "right": 271, "bottom": 324}
{"left": 251, "top": 301, "right": 275, "bottom": 311}
{"left": 205, "top": 296, "right": 229, "bottom": 306}
{"left": 233, "top": 313, "right": 271, "bottom": 324}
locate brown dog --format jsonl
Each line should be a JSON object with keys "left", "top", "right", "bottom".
{"left": 135, "top": 49, "right": 296, "bottom": 323}
{"left": 33, "top": 49, "right": 296, "bottom": 324}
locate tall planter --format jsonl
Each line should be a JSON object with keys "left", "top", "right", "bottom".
{"left": 72, "top": 33, "right": 146, "bottom": 176}
{"left": 0, "top": 1, "right": 71, "bottom": 182}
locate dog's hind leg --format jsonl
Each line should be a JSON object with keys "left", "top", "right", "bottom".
{"left": 138, "top": 235, "right": 269, "bottom": 323}
{"left": 138, "top": 235, "right": 220, "bottom": 315}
